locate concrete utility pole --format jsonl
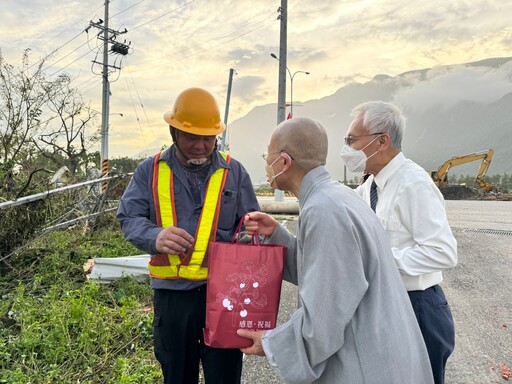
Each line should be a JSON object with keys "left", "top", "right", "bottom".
{"left": 100, "top": 1, "right": 110, "bottom": 191}
{"left": 274, "top": 0, "right": 287, "bottom": 202}
{"left": 276, "top": 0, "right": 287, "bottom": 125}
{"left": 220, "top": 68, "right": 235, "bottom": 152}
{"left": 87, "top": 0, "right": 131, "bottom": 192}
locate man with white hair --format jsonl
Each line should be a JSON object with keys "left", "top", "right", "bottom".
{"left": 341, "top": 101, "right": 457, "bottom": 384}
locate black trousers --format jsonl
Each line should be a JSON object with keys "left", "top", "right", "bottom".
{"left": 408, "top": 285, "right": 455, "bottom": 384}
{"left": 153, "top": 287, "right": 242, "bottom": 384}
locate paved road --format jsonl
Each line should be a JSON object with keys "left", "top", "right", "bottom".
{"left": 240, "top": 200, "right": 512, "bottom": 383}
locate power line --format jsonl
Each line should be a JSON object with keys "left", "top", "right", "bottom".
{"left": 122, "top": 71, "right": 149, "bottom": 154}
{"left": 26, "top": 1, "right": 137, "bottom": 77}
{"left": 131, "top": 17, "right": 275, "bottom": 74}
{"left": 42, "top": 35, "right": 96, "bottom": 73}
{"left": 26, "top": 1, "right": 105, "bottom": 72}
{"left": 48, "top": 50, "right": 93, "bottom": 78}
{"left": 130, "top": 0, "right": 198, "bottom": 31}
{"left": 124, "top": 59, "right": 158, "bottom": 143}
{"left": 111, "top": 0, "right": 147, "bottom": 18}
{"left": 27, "top": 30, "right": 85, "bottom": 72}
{"left": 46, "top": 3, "right": 104, "bottom": 45}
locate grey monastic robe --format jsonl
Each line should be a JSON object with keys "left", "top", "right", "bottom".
{"left": 261, "top": 166, "right": 434, "bottom": 384}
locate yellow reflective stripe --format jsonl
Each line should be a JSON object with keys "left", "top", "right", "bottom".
{"left": 178, "top": 266, "right": 208, "bottom": 280}
{"left": 149, "top": 264, "right": 180, "bottom": 278}
{"left": 155, "top": 159, "right": 180, "bottom": 268}
{"left": 179, "top": 156, "right": 226, "bottom": 280}
{"left": 157, "top": 161, "right": 173, "bottom": 228}
{"left": 189, "top": 167, "right": 223, "bottom": 258}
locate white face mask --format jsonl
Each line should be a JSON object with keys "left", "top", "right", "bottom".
{"left": 265, "top": 154, "right": 286, "bottom": 189}
{"left": 187, "top": 158, "right": 208, "bottom": 165}
{"left": 339, "top": 135, "right": 381, "bottom": 173}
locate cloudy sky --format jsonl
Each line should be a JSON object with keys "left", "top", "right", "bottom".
{"left": 2, "top": 0, "right": 511, "bottom": 158}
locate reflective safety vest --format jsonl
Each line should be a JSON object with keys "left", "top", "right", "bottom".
{"left": 148, "top": 152, "right": 230, "bottom": 280}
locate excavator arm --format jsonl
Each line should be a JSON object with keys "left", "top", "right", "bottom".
{"left": 430, "top": 149, "right": 496, "bottom": 192}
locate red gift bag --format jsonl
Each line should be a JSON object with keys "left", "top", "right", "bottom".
{"left": 203, "top": 218, "right": 286, "bottom": 349}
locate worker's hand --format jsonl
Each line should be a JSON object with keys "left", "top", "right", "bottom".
{"left": 237, "top": 329, "right": 266, "bottom": 356}
{"left": 156, "top": 226, "right": 194, "bottom": 255}
{"left": 244, "top": 212, "right": 277, "bottom": 237}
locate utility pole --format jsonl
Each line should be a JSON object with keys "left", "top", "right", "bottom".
{"left": 100, "top": 1, "right": 110, "bottom": 192}
{"left": 274, "top": 0, "right": 287, "bottom": 202}
{"left": 87, "top": 0, "right": 131, "bottom": 192}
{"left": 276, "top": 0, "right": 287, "bottom": 125}
{"left": 220, "top": 68, "right": 235, "bottom": 152}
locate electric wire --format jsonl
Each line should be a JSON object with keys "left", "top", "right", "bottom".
{"left": 41, "top": 37, "right": 94, "bottom": 73}
{"left": 27, "top": 30, "right": 85, "bottom": 72}
{"left": 73, "top": 75, "right": 99, "bottom": 90}
{"left": 179, "top": 12, "right": 273, "bottom": 55}
{"left": 124, "top": 59, "right": 158, "bottom": 144}
{"left": 133, "top": 5, "right": 275, "bottom": 69}
{"left": 80, "top": 78, "right": 102, "bottom": 96}
{"left": 122, "top": 73, "right": 150, "bottom": 154}
{"left": 110, "top": 0, "right": 146, "bottom": 18}
{"left": 26, "top": 1, "right": 104, "bottom": 72}
{"left": 132, "top": 17, "right": 275, "bottom": 74}
{"left": 130, "top": 0, "right": 198, "bottom": 31}
{"left": 49, "top": 50, "right": 93, "bottom": 78}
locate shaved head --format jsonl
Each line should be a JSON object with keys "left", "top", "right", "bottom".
{"left": 270, "top": 117, "right": 328, "bottom": 172}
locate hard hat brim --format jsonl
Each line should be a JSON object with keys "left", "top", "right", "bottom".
{"left": 163, "top": 111, "right": 225, "bottom": 136}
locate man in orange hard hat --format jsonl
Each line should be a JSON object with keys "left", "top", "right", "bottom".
{"left": 118, "top": 87, "right": 259, "bottom": 384}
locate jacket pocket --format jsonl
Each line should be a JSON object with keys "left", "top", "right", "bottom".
{"left": 217, "top": 190, "right": 237, "bottom": 230}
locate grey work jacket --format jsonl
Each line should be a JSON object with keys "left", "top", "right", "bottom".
{"left": 117, "top": 146, "right": 260, "bottom": 290}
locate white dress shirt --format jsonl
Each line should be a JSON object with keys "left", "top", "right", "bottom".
{"left": 356, "top": 152, "right": 458, "bottom": 291}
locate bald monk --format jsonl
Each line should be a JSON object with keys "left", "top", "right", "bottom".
{"left": 237, "top": 117, "right": 434, "bottom": 384}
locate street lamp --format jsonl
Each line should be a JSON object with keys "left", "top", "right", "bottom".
{"left": 271, "top": 53, "right": 310, "bottom": 118}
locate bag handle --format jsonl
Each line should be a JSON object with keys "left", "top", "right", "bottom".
{"left": 231, "top": 213, "right": 260, "bottom": 245}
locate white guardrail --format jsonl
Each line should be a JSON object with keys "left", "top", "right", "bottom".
{"left": 0, "top": 174, "right": 129, "bottom": 210}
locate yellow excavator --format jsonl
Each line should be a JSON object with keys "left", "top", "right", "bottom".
{"left": 430, "top": 149, "right": 497, "bottom": 193}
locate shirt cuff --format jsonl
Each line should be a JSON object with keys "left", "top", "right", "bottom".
{"left": 261, "top": 331, "right": 278, "bottom": 368}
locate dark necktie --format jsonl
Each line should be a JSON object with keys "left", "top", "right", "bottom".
{"left": 370, "top": 180, "right": 378, "bottom": 212}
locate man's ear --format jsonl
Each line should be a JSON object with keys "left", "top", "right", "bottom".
{"left": 282, "top": 152, "right": 293, "bottom": 170}
{"left": 378, "top": 133, "right": 391, "bottom": 150}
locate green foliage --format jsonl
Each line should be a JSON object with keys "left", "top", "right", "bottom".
{"left": 0, "top": 214, "right": 161, "bottom": 383}
{"left": 0, "top": 200, "right": 48, "bottom": 259}
{"left": 255, "top": 184, "right": 294, "bottom": 196}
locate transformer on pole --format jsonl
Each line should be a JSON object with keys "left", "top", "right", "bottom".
{"left": 87, "top": 0, "right": 132, "bottom": 192}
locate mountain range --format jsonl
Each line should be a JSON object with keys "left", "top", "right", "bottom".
{"left": 228, "top": 57, "right": 512, "bottom": 185}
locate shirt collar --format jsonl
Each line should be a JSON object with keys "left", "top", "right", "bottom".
{"left": 373, "top": 152, "right": 406, "bottom": 189}
{"left": 299, "top": 165, "right": 330, "bottom": 209}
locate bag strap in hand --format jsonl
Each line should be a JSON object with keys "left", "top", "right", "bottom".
{"left": 231, "top": 213, "right": 260, "bottom": 245}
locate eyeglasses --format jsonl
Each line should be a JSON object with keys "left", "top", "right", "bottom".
{"left": 344, "top": 132, "right": 385, "bottom": 146}
{"left": 261, "top": 149, "right": 295, "bottom": 161}
{"left": 261, "top": 151, "right": 282, "bottom": 162}
{"left": 262, "top": 151, "right": 295, "bottom": 162}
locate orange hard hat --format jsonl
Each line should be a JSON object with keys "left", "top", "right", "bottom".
{"left": 163, "top": 87, "right": 225, "bottom": 136}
